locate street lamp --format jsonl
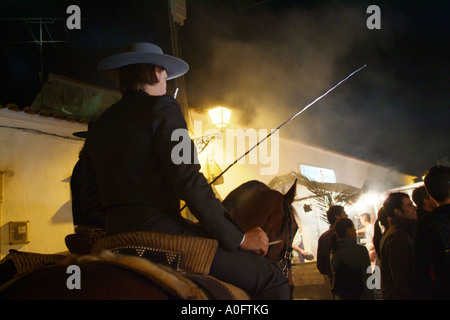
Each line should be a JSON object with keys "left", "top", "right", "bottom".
{"left": 193, "top": 106, "right": 232, "bottom": 154}
{"left": 208, "top": 106, "right": 231, "bottom": 131}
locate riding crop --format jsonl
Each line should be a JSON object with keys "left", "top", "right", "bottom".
{"left": 180, "top": 64, "right": 367, "bottom": 211}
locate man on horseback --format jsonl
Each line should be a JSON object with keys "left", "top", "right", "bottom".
{"left": 80, "top": 42, "right": 290, "bottom": 299}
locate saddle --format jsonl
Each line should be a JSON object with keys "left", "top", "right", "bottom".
{"left": 93, "top": 231, "right": 218, "bottom": 274}
{"left": 92, "top": 231, "right": 250, "bottom": 299}
{"left": 1, "top": 231, "right": 250, "bottom": 300}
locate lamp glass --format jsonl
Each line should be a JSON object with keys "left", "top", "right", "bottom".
{"left": 208, "top": 106, "right": 231, "bottom": 130}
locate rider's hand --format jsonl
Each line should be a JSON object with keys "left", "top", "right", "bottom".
{"left": 239, "top": 227, "right": 269, "bottom": 256}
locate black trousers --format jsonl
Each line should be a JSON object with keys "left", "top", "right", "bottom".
{"left": 106, "top": 206, "right": 290, "bottom": 300}
{"left": 209, "top": 245, "right": 290, "bottom": 299}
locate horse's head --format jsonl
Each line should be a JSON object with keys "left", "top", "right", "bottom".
{"left": 267, "top": 180, "right": 297, "bottom": 265}
{"left": 223, "top": 180, "right": 298, "bottom": 271}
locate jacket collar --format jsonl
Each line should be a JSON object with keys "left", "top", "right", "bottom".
{"left": 390, "top": 216, "right": 415, "bottom": 235}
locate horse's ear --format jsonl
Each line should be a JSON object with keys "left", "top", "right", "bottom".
{"left": 284, "top": 179, "right": 297, "bottom": 204}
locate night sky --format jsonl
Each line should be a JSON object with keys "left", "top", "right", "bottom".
{"left": 1, "top": 0, "right": 449, "bottom": 179}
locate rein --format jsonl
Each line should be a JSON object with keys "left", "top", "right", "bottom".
{"left": 269, "top": 197, "right": 294, "bottom": 277}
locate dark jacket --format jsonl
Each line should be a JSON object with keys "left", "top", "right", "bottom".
{"left": 414, "top": 204, "right": 450, "bottom": 299}
{"left": 330, "top": 238, "right": 374, "bottom": 300}
{"left": 317, "top": 227, "right": 334, "bottom": 280}
{"left": 84, "top": 91, "right": 244, "bottom": 252}
{"left": 71, "top": 145, "right": 105, "bottom": 228}
{"left": 380, "top": 217, "right": 416, "bottom": 299}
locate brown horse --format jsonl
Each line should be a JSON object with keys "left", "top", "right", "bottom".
{"left": 222, "top": 180, "right": 298, "bottom": 290}
{"left": 0, "top": 180, "right": 298, "bottom": 300}
{"left": 0, "top": 259, "right": 178, "bottom": 300}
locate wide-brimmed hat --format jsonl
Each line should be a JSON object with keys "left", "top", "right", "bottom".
{"left": 73, "top": 131, "right": 87, "bottom": 138}
{"left": 72, "top": 121, "right": 95, "bottom": 139}
{"left": 97, "top": 42, "right": 189, "bottom": 81}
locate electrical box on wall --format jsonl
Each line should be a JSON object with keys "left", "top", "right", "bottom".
{"left": 9, "top": 221, "right": 29, "bottom": 244}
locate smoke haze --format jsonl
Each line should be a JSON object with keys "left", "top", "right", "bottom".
{"left": 181, "top": 1, "right": 449, "bottom": 177}
{"left": 1, "top": 0, "right": 447, "bottom": 178}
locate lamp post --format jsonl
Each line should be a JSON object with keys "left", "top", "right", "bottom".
{"left": 187, "top": 106, "right": 231, "bottom": 219}
{"left": 199, "top": 106, "right": 231, "bottom": 188}
{"left": 194, "top": 106, "right": 231, "bottom": 154}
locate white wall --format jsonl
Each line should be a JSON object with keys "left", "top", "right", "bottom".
{"left": 0, "top": 109, "right": 85, "bottom": 258}
{"left": 194, "top": 118, "right": 416, "bottom": 200}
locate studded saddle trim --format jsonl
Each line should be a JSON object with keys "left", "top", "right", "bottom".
{"left": 94, "top": 231, "right": 218, "bottom": 274}
{"left": 110, "top": 246, "right": 183, "bottom": 271}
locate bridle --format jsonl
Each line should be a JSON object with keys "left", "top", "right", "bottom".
{"left": 269, "top": 197, "right": 295, "bottom": 278}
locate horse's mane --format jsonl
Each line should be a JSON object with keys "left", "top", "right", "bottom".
{"left": 222, "top": 180, "right": 270, "bottom": 211}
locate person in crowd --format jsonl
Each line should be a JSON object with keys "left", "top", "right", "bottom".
{"left": 81, "top": 42, "right": 290, "bottom": 299}
{"left": 373, "top": 207, "right": 389, "bottom": 259}
{"left": 317, "top": 205, "right": 347, "bottom": 285}
{"left": 330, "top": 218, "right": 374, "bottom": 300}
{"left": 380, "top": 192, "right": 417, "bottom": 299}
{"left": 415, "top": 165, "right": 450, "bottom": 299}
{"left": 412, "top": 185, "right": 437, "bottom": 222}
{"left": 359, "top": 213, "right": 377, "bottom": 268}
{"left": 292, "top": 225, "right": 314, "bottom": 262}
